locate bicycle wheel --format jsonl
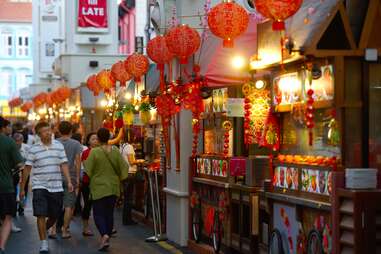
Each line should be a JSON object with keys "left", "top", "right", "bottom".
{"left": 192, "top": 208, "right": 202, "bottom": 243}
{"left": 212, "top": 211, "right": 222, "bottom": 253}
{"left": 307, "top": 229, "right": 323, "bottom": 254}
{"left": 269, "top": 229, "right": 285, "bottom": 254}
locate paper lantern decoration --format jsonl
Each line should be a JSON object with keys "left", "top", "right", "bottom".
{"left": 45, "top": 93, "right": 54, "bottom": 107}
{"left": 20, "top": 101, "right": 33, "bottom": 112}
{"left": 165, "top": 25, "right": 201, "bottom": 64}
{"left": 96, "top": 70, "right": 116, "bottom": 94}
{"left": 86, "top": 74, "right": 102, "bottom": 96}
{"left": 33, "top": 92, "right": 47, "bottom": 108}
{"left": 111, "top": 61, "right": 132, "bottom": 87}
{"left": 8, "top": 97, "right": 22, "bottom": 108}
{"left": 254, "top": 0, "right": 303, "bottom": 30}
{"left": 207, "top": 1, "right": 249, "bottom": 48}
{"left": 124, "top": 53, "right": 149, "bottom": 83}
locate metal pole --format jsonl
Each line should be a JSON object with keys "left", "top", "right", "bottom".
{"left": 145, "top": 169, "right": 158, "bottom": 242}
{"left": 155, "top": 170, "right": 163, "bottom": 236}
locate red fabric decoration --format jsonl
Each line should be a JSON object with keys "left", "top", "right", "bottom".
{"left": 20, "top": 101, "right": 33, "bottom": 112}
{"left": 165, "top": 25, "right": 201, "bottom": 64}
{"left": 8, "top": 97, "right": 22, "bottom": 108}
{"left": 124, "top": 53, "right": 149, "bottom": 83}
{"left": 86, "top": 74, "right": 102, "bottom": 96}
{"left": 147, "top": 36, "right": 174, "bottom": 91}
{"left": 254, "top": 0, "right": 303, "bottom": 31}
{"left": 207, "top": 1, "right": 249, "bottom": 48}
{"left": 96, "top": 70, "right": 116, "bottom": 94}
{"left": 111, "top": 61, "right": 132, "bottom": 87}
{"left": 204, "top": 207, "right": 215, "bottom": 236}
{"left": 260, "top": 111, "right": 280, "bottom": 151}
{"left": 33, "top": 92, "right": 47, "bottom": 108}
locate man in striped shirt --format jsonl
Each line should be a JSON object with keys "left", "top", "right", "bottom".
{"left": 20, "top": 122, "right": 73, "bottom": 254}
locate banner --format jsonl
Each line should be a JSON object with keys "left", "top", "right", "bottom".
{"left": 78, "top": 0, "right": 108, "bottom": 29}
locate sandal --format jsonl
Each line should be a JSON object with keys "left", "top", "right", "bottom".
{"left": 48, "top": 234, "right": 57, "bottom": 239}
{"left": 83, "top": 230, "right": 94, "bottom": 237}
{"left": 61, "top": 233, "right": 72, "bottom": 239}
{"left": 98, "top": 235, "right": 110, "bottom": 252}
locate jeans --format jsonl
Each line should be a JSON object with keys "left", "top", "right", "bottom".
{"left": 93, "top": 195, "right": 116, "bottom": 236}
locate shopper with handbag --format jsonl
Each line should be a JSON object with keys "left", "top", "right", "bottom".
{"left": 84, "top": 128, "right": 129, "bottom": 251}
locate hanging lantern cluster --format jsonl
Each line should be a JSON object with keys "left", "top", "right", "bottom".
{"left": 51, "top": 87, "right": 72, "bottom": 105}
{"left": 165, "top": 24, "right": 201, "bottom": 64}
{"left": 111, "top": 61, "right": 132, "bottom": 87}
{"left": 8, "top": 97, "right": 23, "bottom": 108}
{"left": 207, "top": 1, "right": 249, "bottom": 48}
{"left": 125, "top": 53, "right": 150, "bottom": 82}
{"left": 253, "top": 0, "right": 303, "bottom": 31}
{"left": 96, "top": 70, "right": 116, "bottom": 94}
{"left": 222, "top": 120, "right": 232, "bottom": 157}
{"left": 20, "top": 101, "right": 33, "bottom": 112}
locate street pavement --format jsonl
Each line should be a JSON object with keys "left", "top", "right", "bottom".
{"left": 6, "top": 205, "right": 193, "bottom": 254}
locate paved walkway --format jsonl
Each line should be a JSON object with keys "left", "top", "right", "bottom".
{"left": 6, "top": 206, "right": 192, "bottom": 254}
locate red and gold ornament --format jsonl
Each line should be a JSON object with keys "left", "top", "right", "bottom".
{"left": 124, "top": 53, "right": 149, "bottom": 83}
{"left": 260, "top": 110, "right": 280, "bottom": 151}
{"left": 242, "top": 83, "right": 253, "bottom": 145}
{"left": 207, "top": 1, "right": 249, "bottom": 48}
{"left": 305, "top": 87, "right": 314, "bottom": 146}
{"left": 96, "top": 70, "right": 116, "bottom": 94}
{"left": 222, "top": 120, "right": 232, "bottom": 157}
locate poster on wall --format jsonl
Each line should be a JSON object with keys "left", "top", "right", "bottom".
{"left": 301, "top": 169, "right": 331, "bottom": 195}
{"left": 212, "top": 88, "right": 228, "bottom": 112}
{"left": 305, "top": 65, "right": 334, "bottom": 101}
{"left": 273, "top": 166, "right": 298, "bottom": 190}
{"left": 273, "top": 203, "right": 298, "bottom": 254}
{"left": 77, "top": 0, "right": 108, "bottom": 32}
{"left": 273, "top": 72, "right": 302, "bottom": 106}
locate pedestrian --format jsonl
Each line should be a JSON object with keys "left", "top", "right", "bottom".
{"left": 80, "top": 132, "right": 98, "bottom": 236}
{"left": 84, "top": 128, "right": 129, "bottom": 251}
{"left": 56, "top": 121, "right": 83, "bottom": 239}
{"left": 0, "top": 117, "right": 24, "bottom": 254}
{"left": 72, "top": 132, "right": 85, "bottom": 216}
{"left": 20, "top": 121, "right": 74, "bottom": 253}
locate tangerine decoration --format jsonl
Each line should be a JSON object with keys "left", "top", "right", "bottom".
{"left": 124, "top": 53, "right": 150, "bottom": 83}
{"left": 111, "top": 61, "right": 132, "bottom": 87}
{"left": 165, "top": 25, "right": 201, "bottom": 64}
{"left": 96, "top": 70, "right": 116, "bottom": 94}
{"left": 147, "top": 35, "right": 174, "bottom": 91}
{"left": 207, "top": 1, "right": 249, "bottom": 48}
{"left": 253, "top": 0, "right": 303, "bottom": 31}
{"left": 20, "top": 101, "right": 33, "bottom": 112}
{"left": 86, "top": 74, "right": 102, "bottom": 96}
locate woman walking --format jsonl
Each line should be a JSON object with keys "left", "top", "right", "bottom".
{"left": 80, "top": 132, "right": 98, "bottom": 236}
{"left": 84, "top": 128, "right": 129, "bottom": 251}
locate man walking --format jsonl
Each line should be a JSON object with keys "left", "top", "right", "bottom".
{"left": 57, "top": 121, "right": 82, "bottom": 239}
{"left": 20, "top": 122, "right": 73, "bottom": 253}
{"left": 0, "top": 117, "right": 24, "bottom": 254}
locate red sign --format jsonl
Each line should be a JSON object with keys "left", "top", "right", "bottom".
{"left": 78, "top": 0, "right": 108, "bottom": 29}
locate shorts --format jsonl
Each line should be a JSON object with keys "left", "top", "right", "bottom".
{"left": 63, "top": 182, "right": 77, "bottom": 208}
{"left": 0, "top": 193, "right": 16, "bottom": 217}
{"left": 32, "top": 189, "right": 63, "bottom": 218}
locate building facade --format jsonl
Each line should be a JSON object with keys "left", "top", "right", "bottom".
{"left": 0, "top": 0, "right": 33, "bottom": 101}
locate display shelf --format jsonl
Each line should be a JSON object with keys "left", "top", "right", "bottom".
{"left": 192, "top": 177, "right": 229, "bottom": 189}
{"left": 265, "top": 192, "right": 331, "bottom": 211}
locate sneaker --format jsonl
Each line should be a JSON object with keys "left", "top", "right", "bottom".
{"left": 39, "top": 240, "right": 49, "bottom": 253}
{"left": 11, "top": 222, "right": 21, "bottom": 233}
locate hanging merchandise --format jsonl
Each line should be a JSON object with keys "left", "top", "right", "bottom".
{"left": 207, "top": 0, "right": 249, "bottom": 48}
{"left": 242, "top": 83, "right": 253, "bottom": 146}
{"left": 124, "top": 53, "right": 149, "bottom": 83}
{"left": 111, "top": 61, "right": 132, "bottom": 87}
{"left": 260, "top": 110, "right": 280, "bottom": 151}
{"left": 253, "top": 0, "right": 303, "bottom": 31}
{"left": 327, "top": 109, "right": 340, "bottom": 146}
{"left": 96, "top": 69, "right": 116, "bottom": 94}
{"left": 305, "top": 65, "right": 315, "bottom": 146}
{"left": 222, "top": 120, "right": 232, "bottom": 157}
{"left": 20, "top": 101, "right": 33, "bottom": 112}
{"left": 122, "top": 103, "right": 135, "bottom": 125}
{"left": 147, "top": 36, "right": 174, "bottom": 92}
{"left": 139, "top": 101, "right": 152, "bottom": 125}
{"left": 8, "top": 97, "right": 22, "bottom": 108}
{"left": 165, "top": 24, "right": 201, "bottom": 64}
{"left": 86, "top": 74, "right": 102, "bottom": 96}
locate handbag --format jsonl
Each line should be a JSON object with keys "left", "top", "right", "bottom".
{"left": 101, "top": 147, "right": 129, "bottom": 182}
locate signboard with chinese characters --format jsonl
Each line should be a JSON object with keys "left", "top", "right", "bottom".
{"left": 77, "top": 0, "right": 108, "bottom": 32}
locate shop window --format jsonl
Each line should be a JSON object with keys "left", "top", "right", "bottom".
{"left": 0, "top": 69, "right": 14, "bottom": 98}
{"left": 0, "top": 31, "right": 13, "bottom": 57}
{"left": 16, "top": 33, "right": 30, "bottom": 57}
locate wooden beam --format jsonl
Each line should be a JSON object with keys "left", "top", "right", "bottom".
{"left": 359, "top": 0, "right": 381, "bottom": 49}
{"left": 305, "top": 49, "right": 364, "bottom": 57}
{"left": 309, "top": 1, "right": 342, "bottom": 52}
{"left": 338, "top": 2, "right": 357, "bottom": 50}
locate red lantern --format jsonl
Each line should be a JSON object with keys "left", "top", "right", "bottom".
{"left": 111, "top": 61, "right": 132, "bottom": 87}
{"left": 86, "top": 74, "right": 102, "bottom": 96}
{"left": 96, "top": 70, "right": 116, "bottom": 94}
{"left": 124, "top": 53, "right": 149, "bottom": 83}
{"left": 208, "top": 1, "right": 249, "bottom": 48}
{"left": 20, "top": 101, "right": 33, "bottom": 112}
{"left": 165, "top": 25, "right": 201, "bottom": 64}
{"left": 8, "top": 97, "right": 22, "bottom": 108}
{"left": 254, "top": 0, "right": 303, "bottom": 31}
{"left": 33, "top": 92, "right": 47, "bottom": 108}
{"left": 46, "top": 93, "right": 54, "bottom": 107}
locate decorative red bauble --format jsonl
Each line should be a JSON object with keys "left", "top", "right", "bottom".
{"left": 111, "top": 61, "right": 132, "bottom": 87}
{"left": 20, "top": 101, "right": 33, "bottom": 112}
{"left": 96, "top": 70, "right": 116, "bottom": 94}
{"left": 165, "top": 25, "right": 201, "bottom": 64}
{"left": 207, "top": 1, "right": 249, "bottom": 48}
{"left": 124, "top": 53, "right": 149, "bottom": 83}
{"left": 147, "top": 35, "right": 174, "bottom": 70}
{"left": 86, "top": 74, "right": 102, "bottom": 96}
{"left": 253, "top": 0, "right": 303, "bottom": 31}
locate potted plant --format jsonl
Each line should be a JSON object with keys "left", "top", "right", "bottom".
{"left": 139, "top": 102, "right": 151, "bottom": 125}
{"left": 123, "top": 103, "right": 135, "bottom": 125}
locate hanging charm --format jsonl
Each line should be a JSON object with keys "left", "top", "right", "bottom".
{"left": 222, "top": 120, "right": 232, "bottom": 157}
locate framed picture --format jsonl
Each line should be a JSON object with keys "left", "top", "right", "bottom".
{"left": 273, "top": 72, "right": 302, "bottom": 106}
